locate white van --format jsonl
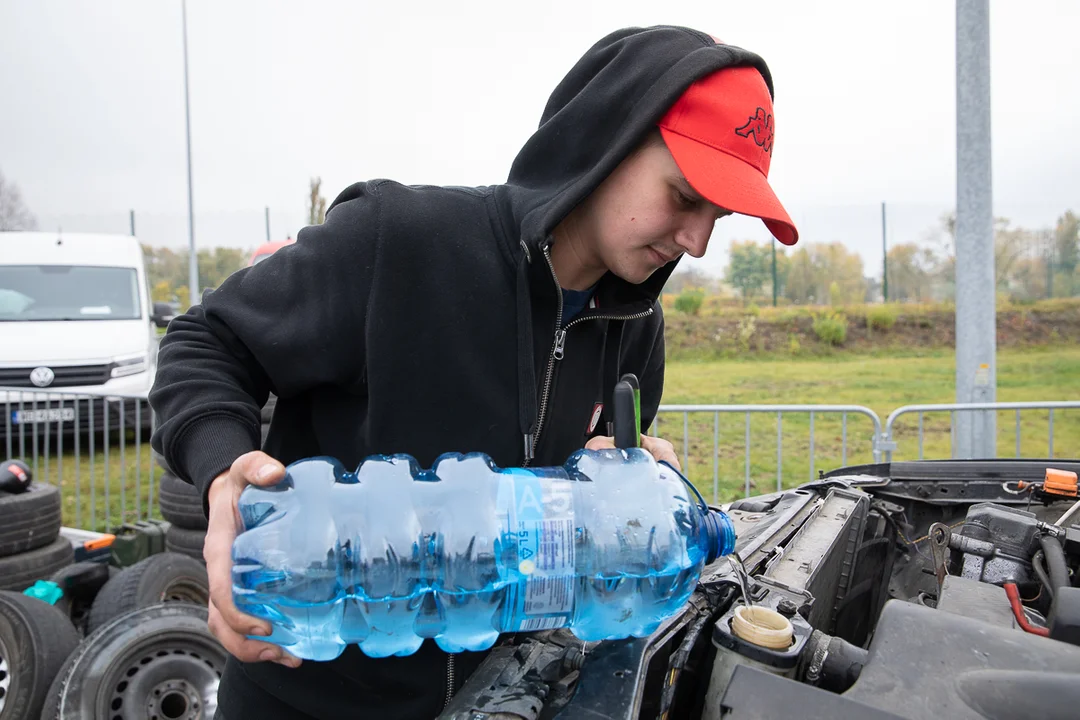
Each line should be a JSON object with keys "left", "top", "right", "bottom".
{"left": 0, "top": 232, "right": 168, "bottom": 436}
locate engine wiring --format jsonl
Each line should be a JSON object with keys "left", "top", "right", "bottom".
{"left": 1056, "top": 497, "right": 1080, "bottom": 528}
{"left": 1004, "top": 583, "right": 1050, "bottom": 637}
{"left": 656, "top": 583, "right": 738, "bottom": 720}
{"left": 1031, "top": 549, "right": 1055, "bottom": 602}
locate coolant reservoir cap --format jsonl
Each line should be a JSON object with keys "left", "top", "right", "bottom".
{"left": 703, "top": 509, "right": 737, "bottom": 563}
{"left": 731, "top": 605, "right": 794, "bottom": 650}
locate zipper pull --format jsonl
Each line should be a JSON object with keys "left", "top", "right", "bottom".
{"left": 553, "top": 329, "right": 567, "bottom": 361}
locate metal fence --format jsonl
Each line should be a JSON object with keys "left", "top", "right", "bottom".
{"left": 652, "top": 405, "right": 883, "bottom": 504}
{"left": 2, "top": 387, "right": 163, "bottom": 532}
{"left": 653, "top": 400, "right": 1078, "bottom": 502}
{"left": 3, "top": 385, "right": 1077, "bottom": 532}
{"left": 882, "top": 401, "right": 1080, "bottom": 462}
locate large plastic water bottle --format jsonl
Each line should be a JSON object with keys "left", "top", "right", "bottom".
{"left": 232, "top": 448, "right": 736, "bottom": 661}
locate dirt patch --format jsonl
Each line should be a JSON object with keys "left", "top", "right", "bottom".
{"left": 664, "top": 304, "right": 1080, "bottom": 359}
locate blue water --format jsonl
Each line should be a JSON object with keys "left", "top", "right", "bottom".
{"left": 232, "top": 449, "right": 735, "bottom": 660}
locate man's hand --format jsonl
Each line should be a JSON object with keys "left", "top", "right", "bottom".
{"left": 585, "top": 434, "right": 681, "bottom": 471}
{"left": 204, "top": 451, "right": 301, "bottom": 668}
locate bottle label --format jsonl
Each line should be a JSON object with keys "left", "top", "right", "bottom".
{"left": 508, "top": 475, "right": 575, "bottom": 631}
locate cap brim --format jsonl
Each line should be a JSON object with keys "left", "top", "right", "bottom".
{"left": 660, "top": 128, "right": 798, "bottom": 246}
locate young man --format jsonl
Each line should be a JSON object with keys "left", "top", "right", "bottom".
{"left": 150, "top": 24, "right": 797, "bottom": 720}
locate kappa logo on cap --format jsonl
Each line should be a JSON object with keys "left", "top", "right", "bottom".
{"left": 735, "top": 108, "right": 774, "bottom": 153}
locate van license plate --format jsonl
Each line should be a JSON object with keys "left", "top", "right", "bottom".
{"left": 11, "top": 408, "right": 76, "bottom": 424}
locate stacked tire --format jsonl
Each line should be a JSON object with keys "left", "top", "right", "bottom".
{"left": 156, "top": 393, "right": 275, "bottom": 562}
{"left": 0, "top": 590, "right": 80, "bottom": 719}
{"left": 0, "top": 482, "right": 74, "bottom": 593}
{"left": 158, "top": 470, "right": 209, "bottom": 563}
{"left": 38, "top": 553, "right": 219, "bottom": 719}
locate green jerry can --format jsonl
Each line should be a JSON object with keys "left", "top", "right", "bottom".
{"left": 110, "top": 519, "right": 171, "bottom": 567}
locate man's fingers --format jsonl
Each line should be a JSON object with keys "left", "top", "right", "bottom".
{"left": 584, "top": 435, "right": 616, "bottom": 451}
{"left": 642, "top": 435, "right": 681, "bottom": 471}
{"left": 205, "top": 471, "right": 271, "bottom": 638}
{"left": 204, "top": 515, "right": 267, "bottom": 638}
{"left": 585, "top": 434, "right": 680, "bottom": 470}
{"left": 208, "top": 599, "right": 301, "bottom": 668}
{"left": 234, "top": 450, "right": 285, "bottom": 488}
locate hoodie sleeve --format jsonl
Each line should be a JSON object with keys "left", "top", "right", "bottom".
{"left": 638, "top": 303, "right": 666, "bottom": 434}
{"left": 149, "top": 181, "right": 382, "bottom": 502}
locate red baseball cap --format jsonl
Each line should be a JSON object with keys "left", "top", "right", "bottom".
{"left": 658, "top": 66, "right": 798, "bottom": 245}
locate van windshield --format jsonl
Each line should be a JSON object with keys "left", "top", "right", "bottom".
{"left": 0, "top": 265, "right": 142, "bottom": 321}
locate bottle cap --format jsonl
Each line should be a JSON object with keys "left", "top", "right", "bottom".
{"left": 702, "top": 509, "right": 737, "bottom": 563}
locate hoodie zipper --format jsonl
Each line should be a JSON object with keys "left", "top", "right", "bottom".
{"left": 526, "top": 245, "right": 654, "bottom": 465}
{"left": 443, "top": 652, "right": 456, "bottom": 710}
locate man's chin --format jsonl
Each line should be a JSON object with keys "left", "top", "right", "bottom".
{"left": 612, "top": 266, "right": 657, "bottom": 285}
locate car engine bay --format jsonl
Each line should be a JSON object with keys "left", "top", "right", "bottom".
{"left": 438, "top": 459, "right": 1080, "bottom": 720}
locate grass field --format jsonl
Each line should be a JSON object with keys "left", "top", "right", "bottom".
{"left": 9, "top": 346, "right": 1079, "bottom": 531}
{"left": 6, "top": 427, "right": 165, "bottom": 533}
{"left": 659, "top": 345, "right": 1080, "bottom": 503}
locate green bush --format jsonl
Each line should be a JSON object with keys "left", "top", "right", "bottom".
{"left": 788, "top": 334, "right": 802, "bottom": 355}
{"left": 674, "top": 288, "right": 706, "bottom": 315}
{"left": 867, "top": 304, "right": 898, "bottom": 331}
{"left": 745, "top": 302, "right": 761, "bottom": 317}
{"left": 813, "top": 311, "right": 848, "bottom": 346}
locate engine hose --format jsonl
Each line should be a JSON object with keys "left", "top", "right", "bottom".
{"left": 1004, "top": 583, "right": 1049, "bottom": 637}
{"left": 1032, "top": 550, "right": 1055, "bottom": 602}
{"left": 1039, "top": 535, "right": 1070, "bottom": 592}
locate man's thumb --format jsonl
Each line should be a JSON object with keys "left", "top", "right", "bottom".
{"left": 241, "top": 451, "right": 285, "bottom": 487}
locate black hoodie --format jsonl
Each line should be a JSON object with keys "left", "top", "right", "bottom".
{"left": 150, "top": 25, "right": 773, "bottom": 720}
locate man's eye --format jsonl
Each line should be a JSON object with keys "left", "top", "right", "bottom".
{"left": 675, "top": 190, "right": 697, "bottom": 207}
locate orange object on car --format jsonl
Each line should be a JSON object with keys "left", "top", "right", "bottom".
{"left": 249, "top": 238, "right": 296, "bottom": 266}
{"left": 1044, "top": 468, "right": 1079, "bottom": 498}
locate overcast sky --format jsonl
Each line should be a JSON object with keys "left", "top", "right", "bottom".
{"left": 1, "top": 0, "right": 1078, "bottom": 277}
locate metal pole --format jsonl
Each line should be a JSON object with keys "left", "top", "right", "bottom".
{"left": 771, "top": 238, "right": 778, "bottom": 307}
{"left": 129, "top": 209, "right": 136, "bottom": 237}
{"left": 954, "top": 0, "right": 996, "bottom": 459}
{"left": 881, "top": 201, "right": 888, "bottom": 302}
{"left": 265, "top": 206, "right": 271, "bottom": 242}
{"left": 182, "top": 0, "right": 198, "bottom": 307}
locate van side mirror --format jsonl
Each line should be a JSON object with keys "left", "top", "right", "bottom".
{"left": 151, "top": 301, "right": 176, "bottom": 329}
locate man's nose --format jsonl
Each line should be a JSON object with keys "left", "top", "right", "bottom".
{"left": 674, "top": 212, "right": 715, "bottom": 258}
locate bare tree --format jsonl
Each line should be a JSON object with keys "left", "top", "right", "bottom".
{"left": 934, "top": 212, "right": 1034, "bottom": 290}
{"left": 0, "top": 168, "right": 38, "bottom": 231}
{"left": 308, "top": 177, "right": 327, "bottom": 226}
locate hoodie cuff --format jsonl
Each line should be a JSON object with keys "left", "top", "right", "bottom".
{"left": 174, "top": 416, "right": 259, "bottom": 518}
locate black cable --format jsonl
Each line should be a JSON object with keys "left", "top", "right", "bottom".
{"left": 1032, "top": 549, "right": 1055, "bottom": 602}
{"left": 1039, "top": 534, "right": 1070, "bottom": 593}
{"left": 657, "top": 585, "right": 737, "bottom": 719}
{"left": 870, "top": 508, "right": 911, "bottom": 550}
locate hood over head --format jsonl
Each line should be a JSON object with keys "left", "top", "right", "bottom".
{"left": 504, "top": 26, "right": 781, "bottom": 298}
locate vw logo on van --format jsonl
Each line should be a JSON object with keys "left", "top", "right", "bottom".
{"left": 29, "top": 366, "right": 55, "bottom": 388}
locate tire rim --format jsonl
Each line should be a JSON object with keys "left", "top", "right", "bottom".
{"left": 0, "top": 633, "right": 11, "bottom": 714}
{"left": 99, "top": 636, "right": 223, "bottom": 719}
{"left": 159, "top": 578, "right": 210, "bottom": 606}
